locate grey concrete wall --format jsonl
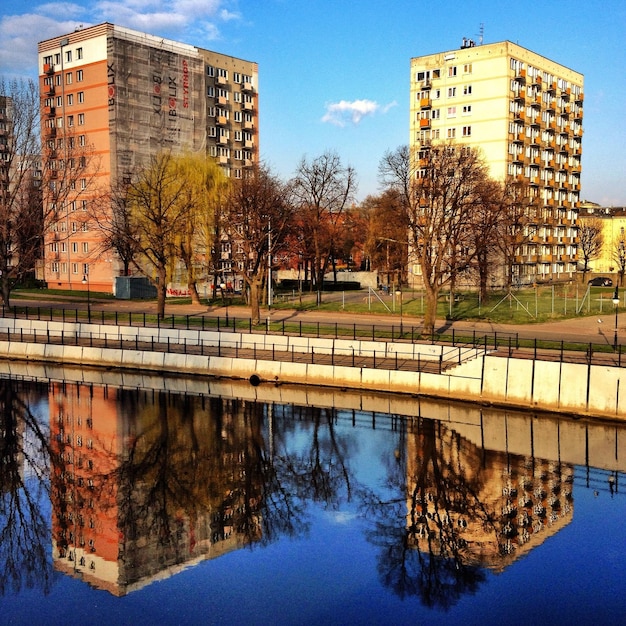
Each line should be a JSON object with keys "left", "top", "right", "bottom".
{"left": 0, "top": 319, "right": 624, "bottom": 420}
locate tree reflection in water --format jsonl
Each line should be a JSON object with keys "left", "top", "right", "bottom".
{"left": 359, "top": 417, "right": 487, "bottom": 608}
{"left": 0, "top": 379, "right": 577, "bottom": 609}
{"left": 0, "top": 380, "right": 53, "bottom": 595}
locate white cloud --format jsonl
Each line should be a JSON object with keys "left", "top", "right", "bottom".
{"left": 321, "top": 98, "right": 397, "bottom": 127}
{"left": 0, "top": 0, "right": 239, "bottom": 79}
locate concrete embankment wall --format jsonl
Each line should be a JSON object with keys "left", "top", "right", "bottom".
{"left": 0, "top": 319, "right": 623, "bottom": 420}
{"left": 1, "top": 358, "right": 623, "bottom": 472}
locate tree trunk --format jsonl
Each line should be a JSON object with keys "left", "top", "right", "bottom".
{"left": 156, "top": 265, "right": 167, "bottom": 317}
{"left": 250, "top": 279, "right": 261, "bottom": 324}
{"left": 188, "top": 281, "right": 201, "bottom": 305}
{"left": 422, "top": 285, "right": 439, "bottom": 336}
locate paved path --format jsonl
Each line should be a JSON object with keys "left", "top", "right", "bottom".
{"left": 9, "top": 293, "right": 625, "bottom": 347}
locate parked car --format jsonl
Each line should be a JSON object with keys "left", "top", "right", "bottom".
{"left": 587, "top": 276, "right": 613, "bottom": 287}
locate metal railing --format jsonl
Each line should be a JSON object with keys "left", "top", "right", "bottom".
{"left": 1, "top": 305, "right": 624, "bottom": 369}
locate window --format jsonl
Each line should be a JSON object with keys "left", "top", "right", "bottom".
{"left": 217, "top": 68, "right": 228, "bottom": 79}
{"left": 463, "top": 85, "right": 472, "bottom": 95}
{"left": 78, "top": 91, "right": 84, "bottom": 103}
{"left": 462, "top": 105, "right": 472, "bottom": 115}
{"left": 82, "top": 242, "right": 88, "bottom": 253}
{"left": 51, "top": 262, "right": 59, "bottom": 273}
{"left": 233, "top": 92, "right": 241, "bottom": 103}
{"left": 447, "top": 107, "right": 456, "bottom": 118}
{"left": 76, "top": 69, "right": 83, "bottom": 82}
{"left": 447, "top": 87, "right": 456, "bottom": 97}
{"left": 66, "top": 72, "right": 72, "bottom": 84}
{"left": 51, "top": 242, "right": 58, "bottom": 253}
{"left": 82, "top": 200, "right": 87, "bottom": 211}
{"left": 72, "top": 262, "right": 78, "bottom": 274}
{"left": 234, "top": 111, "right": 242, "bottom": 122}
{"left": 462, "top": 125, "right": 472, "bottom": 137}
{"left": 56, "top": 96, "right": 62, "bottom": 107}
{"left": 208, "top": 126, "right": 216, "bottom": 137}
{"left": 79, "top": 134, "right": 85, "bottom": 146}
{"left": 207, "top": 106, "right": 215, "bottom": 117}
{"left": 217, "top": 88, "right": 228, "bottom": 100}
{"left": 207, "top": 86, "right": 215, "bottom": 97}
{"left": 65, "top": 50, "right": 72, "bottom": 63}
{"left": 463, "top": 63, "right": 472, "bottom": 74}
{"left": 431, "top": 109, "right": 440, "bottom": 119}
{"left": 447, "top": 128, "right": 456, "bottom": 138}
{"left": 76, "top": 47, "right": 83, "bottom": 60}
{"left": 67, "top": 115, "right": 74, "bottom": 127}
{"left": 67, "top": 94, "right": 73, "bottom": 106}
{"left": 448, "top": 66, "right": 457, "bottom": 77}
{"left": 233, "top": 72, "right": 241, "bottom": 83}
{"left": 78, "top": 113, "right": 84, "bottom": 125}
{"left": 234, "top": 130, "right": 242, "bottom": 141}
{"left": 206, "top": 65, "right": 214, "bottom": 77}
{"left": 72, "top": 242, "right": 78, "bottom": 253}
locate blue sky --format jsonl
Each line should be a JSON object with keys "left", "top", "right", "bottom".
{"left": 1, "top": 0, "right": 625, "bottom": 204}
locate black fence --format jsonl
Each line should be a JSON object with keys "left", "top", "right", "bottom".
{"left": 1, "top": 305, "right": 624, "bottom": 369}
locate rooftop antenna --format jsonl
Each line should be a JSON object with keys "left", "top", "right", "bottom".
{"left": 478, "top": 23, "right": 484, "bottom": 45}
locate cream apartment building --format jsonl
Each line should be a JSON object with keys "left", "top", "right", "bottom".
{"left": 38, "top": 23, "right": 258, "bottom": 293}
{"left": 410, "top": 40, "right": 583, "bottom": 286}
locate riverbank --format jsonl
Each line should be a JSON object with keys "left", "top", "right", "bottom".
{"left": 0, "top": 315, "right": 623, "bottom": 422}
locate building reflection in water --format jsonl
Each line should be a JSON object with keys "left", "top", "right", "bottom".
{"left": 48, "top": 383, "right": 265, "bottom": 595}
{"left": 0, "top": 374, "right": 623, "bottom": 605}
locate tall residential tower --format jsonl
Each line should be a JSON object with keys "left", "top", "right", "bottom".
{"left": 38, "top": 23, "right": 258, "bottom": 293}
{"left": 410, "top": 40, "right": 583, "bottom": 285}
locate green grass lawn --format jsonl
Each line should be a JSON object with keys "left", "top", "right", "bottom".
{"left": 10, "top": 283, "right": 624, "bottom": 327}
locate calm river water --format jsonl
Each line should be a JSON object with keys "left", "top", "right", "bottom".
{"left": 1, "top": 367, "right": 625, "bottom": 625}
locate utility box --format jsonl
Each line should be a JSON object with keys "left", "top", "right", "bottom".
{"left": 115, "top": 276, "right": 157, "bottom": 299}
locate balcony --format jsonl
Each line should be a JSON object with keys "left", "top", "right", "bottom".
{"left": 218, "top": 155, "right": 229, "bottom": 164}
{"left": 217, "top": 96, "right": 228, "bottom": 106}
{"left": 242, "top": 80, "right": 255, "bottom": 93}
{"left": 44, "top": 63, "right": 54, "bottom": 75}
{"left": 46, "top": 85, "right": 55, "bottom": 96}
{"left": 243, "top": 101, "right": 254, "bottom": 111}
{"left": 216, "top": 75, "right": 227, "bottom": 85}
{"left": 419, "top": 118, "right": 431, "bottom": 128}
{"left": 217, "top": 135, "right": 228, "bottom": 145}
{"left": 44, "top": 105, "right": 56, "bottom": 117}
{"left": 216, "top": 115, "right": 228, "bottom": 126}
{"left": 244, "top": 140, "right": 254, "bottom": 149}
{"left": 419, "top": 97, "right": 432, "bottom": 108}
{"left": 243, "top": 120, "right": 254, "bottom": 131}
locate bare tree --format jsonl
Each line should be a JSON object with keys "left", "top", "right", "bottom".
{"left": 612, "top": 234, "right": 626, "bottom": 287}
{"left": 89, "top": 178, "right": 141, "bottom": 278}
{"left": 495, "top": 179, "right": 541, "bottom": 291}
{"left": 379, "top": 144, "right": 491, "bottom": 335}
{"left": 224, "top": 164, "right": 292, "bottom": 323}
{"left": 291, "top": 151, "right": 356, "bottom": 303}
{"left": 362, "top": 190, "right": 409, "bottom": 286}
{"left": 577, "top": 217, "right": 604, "bottom": 283}
{"left": 0, "top": 79, "right": 43, "bottom": 307}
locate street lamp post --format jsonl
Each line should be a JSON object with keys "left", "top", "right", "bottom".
{"left": 396, "top": 289, "right": 403, "bottom": 336}
{"left": 613, "top": 286, "right": 619, "bottom": 351}
{"left": 82, "top": 270, "right": 91, "bottom": 322}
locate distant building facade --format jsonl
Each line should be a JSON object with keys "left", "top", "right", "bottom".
{"left": 38, "top": 23, "right": 258, "bottom": 293}
{"left": 410, "top": 40, "right": 583, "bottom": 286}
{"left": 579, "top": 203, "right": 626, "bottom": 277}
